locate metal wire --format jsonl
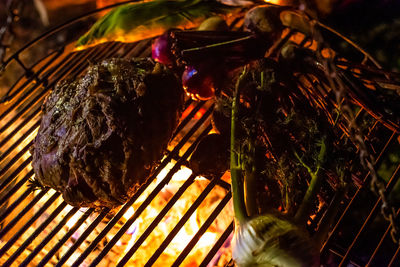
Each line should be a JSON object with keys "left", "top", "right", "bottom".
{"left": 0, "top": 3, "right": 400, "bottom": 267}
{"left": 0, "top": 27, "right": 235, "bottom": 265}
{"left": 89, "top": 117, "right": 215, "bottom": 266}
{"left": 307, "top": 18, "right": 400, "bottom": 266}
{"left": 171, "top": 192, "right": 232, "bottom": 267}
{"left": 20, "top": 206, "right": 80, "bottom": 266}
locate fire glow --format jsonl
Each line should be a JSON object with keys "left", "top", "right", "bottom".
{"left": 0, "top": 87, "right": 232, "bottom": 267}
{"left": 58, "top": 163, "right": 232, "bottom": 266}
{"left": 0, "top": 136, "right": 233, "bottom": 266}
{"left": 111, "top": 163, "right": 232, "bottom": 266}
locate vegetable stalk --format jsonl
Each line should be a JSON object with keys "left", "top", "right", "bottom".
{"left": 230, "top": 69, "right": 249, "bottom": 225}
{"left": 294, "top": 137, "right": 327, "bottom": 224}
{"left": 230, "top": 68, "right": 320, "bottom": 267}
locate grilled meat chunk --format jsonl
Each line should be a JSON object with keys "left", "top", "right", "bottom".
{"left": 189, "top": 133, "right": 229, "bottom": 177}
{"left": 31, "top": 58, "right": 184, "bottom": 208}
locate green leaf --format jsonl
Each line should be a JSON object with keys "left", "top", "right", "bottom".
{"left": 76, "top": 0, "right": 237, "bottom": 48}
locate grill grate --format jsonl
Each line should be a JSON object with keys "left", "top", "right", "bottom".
{"left": 0, "top": 14, "right": 234, "bottom": 264}
{"left": 1, "top": 2, "right": 400, "bottom": 266}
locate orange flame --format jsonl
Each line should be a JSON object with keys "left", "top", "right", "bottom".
{"left": 264, "top": 0, "right": 287, "bottom": 5}
{"left": 115, "top": 163, "right": 233, "bottom": 266}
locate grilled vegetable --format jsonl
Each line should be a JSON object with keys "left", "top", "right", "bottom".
{"left": 197, "top": 16, "right": 228, "bottom": 31}
{"left": 30, "top": 58, "right": 184, "bottom": 208}
{"left": 182, "top": 64, "right": 216, "bottom": 100}
{"left": 243, "top": 4, "right": 316, "bottom": 48}
{"left": 152, "top": 30, "right": 176, "bottom": 66}
{"left": 222, "top": 56, "right": 368, "bottom": 265}
{"left": 230, "top": 71, "right": 320, "bottom": 266}
{"left": 76, "top": 0, "right": 237, "bottom": 49}
{"left": 243, "top": 4, "right": 288, "bottom": 42}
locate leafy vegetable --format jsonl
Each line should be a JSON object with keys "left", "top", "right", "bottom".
{"left": 230, "top": 68, "right": 320, "bottom": 267}
{"left": 76, "top": 0, "right": 237, "bottom": 48}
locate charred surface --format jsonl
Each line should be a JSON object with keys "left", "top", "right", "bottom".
{"left": 31, "top": 58, "right": 184, "bottom": 208}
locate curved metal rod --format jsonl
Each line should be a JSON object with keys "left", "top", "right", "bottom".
{"left": 315, "top": 21, "right": 382, "bottom": 69}
{"left": 1, "top": 0, "right": 141, "bottom": 69}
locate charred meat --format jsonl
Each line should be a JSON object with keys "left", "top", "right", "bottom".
{"left": 189, "top": 133, "right": 229, "bottom": 177}
{"left": 31, "top": 58, "right": 184, "bottom": 208}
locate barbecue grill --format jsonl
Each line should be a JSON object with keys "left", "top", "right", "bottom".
{"left": 1, "top": 1, "right": 400, "bottom": 266}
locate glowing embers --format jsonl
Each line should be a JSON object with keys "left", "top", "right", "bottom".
{"left": 11, "top": 162, "right": 233, "bottom": 266}
{"left": 116, "top": 163, "right": 233, "bottom": 266}
{"left": 0, "top": 104, "right": 232, "bottom": 266}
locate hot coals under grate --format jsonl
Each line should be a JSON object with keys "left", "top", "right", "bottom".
{"left": 1, "top": 3, "right": 400, "bottom": 267}
{"left": 0, "top": 37, "right": 238, "bottom": 266}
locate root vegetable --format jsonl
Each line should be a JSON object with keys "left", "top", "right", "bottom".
{"left": 230, "top": 69, "right": 320, "bottom": 267}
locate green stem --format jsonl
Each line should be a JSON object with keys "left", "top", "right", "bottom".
{"left": 295, "top": 138, "right": 327, "bottom": 224}
{"left": 182, "top": 35, "right": 254, "bottom": 53}
{"left": 244, "top": 158, "right": 258, "bottom": 217}
{"left": 295, "top": 172, "right": 323, "bottom": 224}
{"left": 231, "top": 69, "right": 248, "bottom": 225}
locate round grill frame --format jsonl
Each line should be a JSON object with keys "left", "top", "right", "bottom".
{"left": 1, "top": 1, "right": 400, "bottom": 266}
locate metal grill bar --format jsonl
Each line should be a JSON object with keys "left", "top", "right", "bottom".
{"left": 121, "top": 39, "right": 152, "bottom": 59}
{"left": 389, "top": 245, "right": 400, "bottom": 266}
{"left": 0, "top": 189, "right": 53, "bottom": 241}
{"left": 321, "top": 131, "right": 398, "bottom": 251}
{"left": 1, "top": 48, "right": 64, "bottom": 104}
{"left": 0, "top": 177, "right": 33, "bottom": 221}
{"left": 56, "top": 209, "right": 110, "bottom": 267}
{"left": 0, "top": 192, "right": 60, "bottom": 251}
{"left": 0, "top": 188, "right": 47, "bottom": 239}
{"left": 199, "top": 221, "right": 234, "bottom": 267}
{"left": 0, "top": 187, "right": 32, "bottom": 223}
{"left": 0, "top": 4, "right": 399, "bottom": 266}
{"left": 172, "top": 100, "right": 204, "bottom": 140}
{"left": 119, "top": 173, "right": 197, "bottom": 266}
{"left": 0, "top": 156, "right": 32, "bottom": 193}
{"left": 366, "top": 208, "right": 400, "bottom": 266}
{"left": 336, "top": 254, "right": 362, "bottom": 267}
{"left": 0, "top": 120, "right": 39, "bottom": 161}
{"left": 72, "top": 103, "right": 214, "bottom": 266}
{"left": 339, "top": 161, "right": 400, "bottom": 266}
{"left": 0, "top": 169, "right": 33, "bottom": 209}
{"left": 1, "top": 62, "right": 69, "bottom": 125}
{"left": 0, "top": 156, "right": 32, "bottom": 199}
{"left": 0, "top": 105, "right": 40, "bottom": 149}
{"left": 37, "top": 208, "right": 94, "bottom": 267}
{"left": 20, "top": 206, "right": 80, "bottom": 266}
{"left": 171, "top": 191, "right": 232, "bottom": 267}
{"left": 136, "top": 173, "right": 220, "bottom": 267}
{"left": 123, "top": 160, "right": 224, "bottom": 266}
{"left": 0, "top": 82, "right": 40, "bottom": 121}
{"left": 2, "top": 47, "right": 87, "bottom": 116}
{"left": 89, "top": 120, "right": 214, "bottom": 266}
{"left": 322, "top": 137, "right": 399, "bottom": 265}
{"left": 3, "top": 201, "right": 68, "bottom": 265}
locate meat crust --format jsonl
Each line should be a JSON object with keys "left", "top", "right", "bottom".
{"left": 31, "top": 58, "right": 183, "bottom": 208}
